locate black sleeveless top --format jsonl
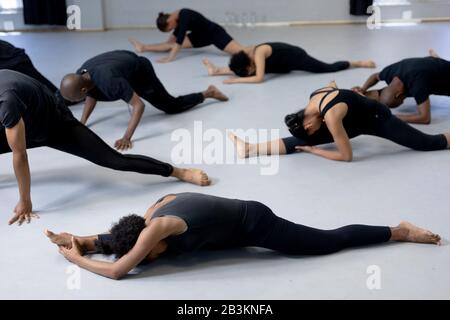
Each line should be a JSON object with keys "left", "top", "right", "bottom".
{"left": 311, "top": 88, "right": 392, "bottom": 134}
{"left": 152, "top": 193, "right": 246, "bottom": 254}
{"left": 258, "top": 42, "right": 307, "bottom": 74}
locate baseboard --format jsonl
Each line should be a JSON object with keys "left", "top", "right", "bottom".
{"left": 1, "top": 17, "right": 449, "bottom": 33}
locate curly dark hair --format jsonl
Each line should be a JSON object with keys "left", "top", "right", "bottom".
{"left": 229, "top": 51, "right": 252, "bottom": 77}
{"left": 110, "top": 214, "right": 146, "bottom": 258}
{"left": 156, "top": 12, "right": 170, "bottom": 31}
{"left": 285, "top": 109, "right": 309, "bottom": 140}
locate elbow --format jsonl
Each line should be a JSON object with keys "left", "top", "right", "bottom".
{"left": 340, "top": 153, "right": 353, "bottom": 162}
{"left": 110, "top": 269, "right": 125, "bottom": 281}
{"left": 420, "top": 115, "right": 431, "bottom": 125}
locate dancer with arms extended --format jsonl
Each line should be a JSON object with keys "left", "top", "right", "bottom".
{"left": 46, "top": 192, "right": 440, "bottom": 280}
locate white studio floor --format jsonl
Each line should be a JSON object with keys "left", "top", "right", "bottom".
{"left": 1, "top": 23, "right": 450, "bottom": 300}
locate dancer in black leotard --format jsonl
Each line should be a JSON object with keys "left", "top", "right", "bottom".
{"left": 0, "top": 70, "right": 210, "bottom": 226}
{"left": 129, "top": 8, "right": 244, "bottom": 63}
{"left": 203, "top": 42, "right": 376, "bottom": 84}
{"left": 353, "top": 50, "right": 450, "bottom": 124}
{"left": 60, "top": 50, "right": 228, "bottom": 151}
{"left": 46, "top": 192, "right": 441, "bottom": 280}
{"left": 229, "top": 81, "right": 450, "bottom": 162}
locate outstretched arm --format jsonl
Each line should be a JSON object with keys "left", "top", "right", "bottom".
{"left": 297, "top": 104, "right": 353, "bottom": 162}
{"left": 115, "top": 92, "right": 145, "bottom": 151}
{"left": 353, "top": 73, "right": 380, "bottom": 94}
{"left": 58, "top": 220, "right": 172, "bottom": 280}
{"left": 158, "top": 44, "right": 181, "bottom": 63}
{"left": 80, "top": 96, "right": 97, "bottom": 125}
{"left": 6, "top": 119, "right": 36, "bottom": 226}
{"left": 396, "top": 99, "right": 431, "bottom": 124}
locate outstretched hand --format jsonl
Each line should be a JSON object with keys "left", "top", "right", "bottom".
{"left": 157, "top": 56, "right": 174, "bottom": 64}
{"left": 223, "top": 78, "right": 236, "bottom": 84}
{"left": 115, "top": 138, "right": 133, "bottom": 151}
{"left": 58, "top": 237, "right": 83, "bottom": 263}
{"left": 9, "top": 199, "right": 39, "bottom": 226}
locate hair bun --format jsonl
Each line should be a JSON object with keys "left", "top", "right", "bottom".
{"left": 158, "top": 12, "right": 164, "bottom": 17}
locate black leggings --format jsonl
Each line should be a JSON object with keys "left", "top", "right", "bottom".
{"left": 283, "top": 114, "right": 448, "bottom": 154}
{"left": 135, "top": 58, "right": 205, "bottom": 114}
{"left": 298, "top": 53, "right": 350, "bottom": 74}
{"left": 239, "top": 201, "right": 391, "bottom": 255}
{"left": 0, "top": 121, "right": 174, "bottom": 176}
{"left": 95, "top": 201, "right": 391, "bottom": 256}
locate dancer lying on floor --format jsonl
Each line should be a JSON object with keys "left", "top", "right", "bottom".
{"left": 129, "top": 8, "right": 244, "bottom": 63}
{"left": 229, "top": 81, "right": 450, "bottom": 162}
{"left": 0, "top": 71, "right": 210, "bottom": 226}
{"left": 353, "top": 50, "right": 450, "bottom": 124}
{"left": 203, "top": 42, "right": 376, "bottom": 84}
{"left": 61, "top": 50, "right": 228, "bottom": 151}
{"left": 46, "top": 192, "right": 441, "bottom": 280}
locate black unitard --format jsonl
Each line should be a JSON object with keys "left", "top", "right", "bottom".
{"left": 96, "top": 193, "right": 392, "bottom": 256}
{"left": 261, "top": 43, "right": 350, "bottom": 74}
{"left": 283, "top": 88, "right": 448, "bottom": 153}
{"left": 0, "top": 71, "right": 173, "bottom": 177}
{"left": 173, "top": 8, "right": 233, "bottom": 50}
{"left": 78, "top": 51, "right": 205, "bottom": 115}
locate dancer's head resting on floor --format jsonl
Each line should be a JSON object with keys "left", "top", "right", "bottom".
{"left": 285, "top": 108, "right": 323, "bottom": 140}
{"left": 229, "top": 51, "right": 256, "bottom": 77}
{"left": 378, "top": 77, "right": 406, "bottom": 108}
{"left": 60, "top": 73, "right": 95, "bottom": 103}
{"left": 102, "top": 214, "right": 147, "bottom": 258}
{"left": 157, "top": 12, "right": 177, "bottom": 32}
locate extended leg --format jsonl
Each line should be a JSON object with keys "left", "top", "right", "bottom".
{"left": 375, "top": 115, "right": 449, "bottom": 151}
{"left": 47, "top": 122, "right": 174, "bottom": 176}
{"left": 242, "top": 202, "right": 440, "bottom": 255}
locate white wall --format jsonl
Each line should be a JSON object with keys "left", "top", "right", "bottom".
{"left": 1, "top": 0, "right": 449, "bottom": 31}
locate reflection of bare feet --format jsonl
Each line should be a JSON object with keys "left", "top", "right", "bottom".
{"left": 397, "top": 221, "right": 441, "bottom": 245}
{"left": 228, "top": 132, "right": 256, "bottom": 159}
{"left": 204, "top": 85, "right": 229, "bottom": 101}
{"left": 174, "top": 168, "right": 211, "bottom": 186}
{"left": 429, "top": 49, "right": 440, "bottom": 58}
{"left": 45, "top": 229, "right": 73, "bottom": 248}
{"left": 351, "top": 60, "right": 377, "bottom": 68}
{"left": 203, "top": 58, "right": 219, "bottom": 76}
{"left": 129, "top": 37, "right": 144, "bottom": 53}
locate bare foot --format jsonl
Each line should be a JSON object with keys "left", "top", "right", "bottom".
{"left": 174, "top": 168, "right": 211, "bottom": 186}
{"left": 228, "top": 132, "right": 255, "bottom": 159}
{"left": 429, "top": 49, "right": 440, "bottom": 58}
{"left": 129, "top": 37, "right": 144, "bottom": 53}
{"left": 204, "top": 85, "right": 229, "bottom": 101}
{"left": 202, "top": 58, "right": 219, "bottom": 76}
{"left": 45, "top": 229, "right": 73, "bottom": 248}
{"left": 397, "top": 221, "right": 441, "bottom": 245}
{"left": 351, "top": 60, "right": 377, "bottom": 69}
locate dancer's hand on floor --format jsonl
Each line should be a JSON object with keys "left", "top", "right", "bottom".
{"left": 59, "top": 237, "right": 82, "bottom": 263}
{"left": 157, "top": 56, "right": 174, "bottom": 63}
{"left": 9, "top": 199, "right": 39, "bottom": 226}
{"left": 115, "top": 138, "right": 133, "bottom": 151}
{"left": 223, "top": 78, "right": 236, "bottom": 84}
{"left": 296, "top": 146, "right": 318, "bottom": 154}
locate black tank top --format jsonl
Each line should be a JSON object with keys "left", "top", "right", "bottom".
{"left": 258, "top": 42, "right": 306, "bottom": 74}
{"left": 311, "top": 88, "right": 392, "bottom": 134}
{"left": 152, "top": 193, "right": 246, "bottom": 254}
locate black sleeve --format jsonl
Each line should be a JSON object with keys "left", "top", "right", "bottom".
{"left": 175, "top": 10, "right": 190, "bottom": 45}
{"left": 0, "top": 90, "right": 26, "bottom": 129}
{"left": 410, "top": 79, "right": 430, "bottom": 105}
{"left": 378, "top": 65, "right": 390, "bottom": 82}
